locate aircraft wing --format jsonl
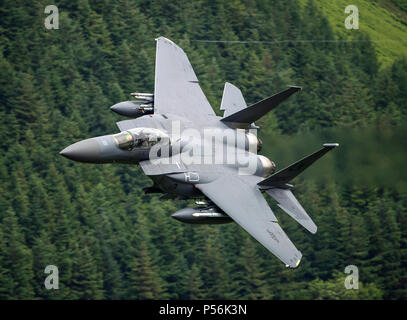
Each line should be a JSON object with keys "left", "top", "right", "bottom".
{"left": 196, "top": 171, "right": 302, "bottom": 268}
{"left": 154, "top": 37, "right": 216, "bottom": 121}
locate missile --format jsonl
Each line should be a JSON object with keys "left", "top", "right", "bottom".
{"left": 130, "top": 92, "right": 154, "bottom": 101}
{"left": 195, "top": 200, "right": 209, "bottom": 205}
{"left": 110, "top": 101, "right": 153, "bottom": 118}
{"left": 171, "top": 206, "right": 233, "bottom": 224}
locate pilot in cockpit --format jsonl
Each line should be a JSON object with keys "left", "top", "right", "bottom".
{"left": 113, "top": 128, "right": 169, "bottom": 150}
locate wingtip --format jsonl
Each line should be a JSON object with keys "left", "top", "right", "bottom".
{"left": 285, "top": 258, "right": 302, "bottom": 269}
{"left": 156, "top": 36, "right": 176, "bottom": 45}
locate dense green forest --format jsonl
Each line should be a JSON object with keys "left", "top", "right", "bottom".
{"left": 0, "top": 0, "right": 407, "bottom": 299}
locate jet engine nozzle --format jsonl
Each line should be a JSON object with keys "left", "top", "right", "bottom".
{"left": 245, "top": 132, "right": 262, "bottom": 152}
{"left": 256, "top": 155, "right": 276, "bottom": 177}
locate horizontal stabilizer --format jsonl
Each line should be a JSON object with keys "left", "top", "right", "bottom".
{"left": 258, "top": 143, "right": 339, "bottom": 188}
{"left": 221, "top": 86, "right": 301, "bottom": 126}
{"left": 266, "top": 188, "right": 317, "bottom": 233}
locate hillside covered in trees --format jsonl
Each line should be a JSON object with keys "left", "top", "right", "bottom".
{"left": 0, "top": 0, "right": 407, "bottom": 299}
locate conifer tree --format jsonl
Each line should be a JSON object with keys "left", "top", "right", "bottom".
{"left": 0, "top": 208, "right": 35, "bottom": 299}
{"left": 233, "top": 238, "right": 271, "bottom": 299}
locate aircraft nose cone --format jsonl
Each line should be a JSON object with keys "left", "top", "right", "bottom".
{"left": 60, "top": 138, "right": 100, "bottom": 163}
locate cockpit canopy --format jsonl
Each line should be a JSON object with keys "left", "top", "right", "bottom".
{"left": 113, "top": 128, "right": 170, "bottom": 150}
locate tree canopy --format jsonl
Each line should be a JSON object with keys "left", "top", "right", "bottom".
{"left": 0, "top": 0, "right": 406, "bottom": 299}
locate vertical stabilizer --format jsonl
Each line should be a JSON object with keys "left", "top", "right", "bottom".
{"left": 220, "top": 82, "right": 247, "bottom": 117}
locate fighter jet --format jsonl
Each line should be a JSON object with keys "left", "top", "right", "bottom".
{"left": 60, "top": 37, "right": 338, "bottom": 268}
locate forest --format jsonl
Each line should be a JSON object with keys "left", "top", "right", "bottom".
{"left": 0, "top": 0, "right": 407, "bottom": 299}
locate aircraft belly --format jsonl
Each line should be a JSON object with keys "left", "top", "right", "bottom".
{"left": 151, "top": 175, "right": 203, "bottom": 198}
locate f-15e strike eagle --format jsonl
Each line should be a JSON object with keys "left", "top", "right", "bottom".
{"left": 60, "top": 37, "right": 338, "bottom": 268}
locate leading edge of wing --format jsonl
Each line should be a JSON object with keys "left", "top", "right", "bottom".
{"left": 154, "top": 37, "right": 216, "bottom": 120}
{"left": 196, "top": 172, "right": 302, "bottom": 268}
